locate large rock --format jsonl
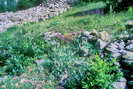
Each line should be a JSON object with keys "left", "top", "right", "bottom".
{"left": 99, "top": 31, "right": 111, "bottom": 42}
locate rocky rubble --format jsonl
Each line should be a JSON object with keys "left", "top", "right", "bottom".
{"left": 0, "top": 1, "right": 70, "bottom": 32}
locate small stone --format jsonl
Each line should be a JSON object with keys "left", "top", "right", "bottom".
{"left": 112, "top": 52, "right": 122, "bottom": 58}
{"left": 122, "top": 51, "right": 133, "bottom": 60}
{"left": 35, "top": 59, "right": 51, "bottom": 66}
{"left": 112, "top": 77, "right": 127, "bottom": 89}
{"left": 126, "top": 44, "right": 133, "bottom": 51}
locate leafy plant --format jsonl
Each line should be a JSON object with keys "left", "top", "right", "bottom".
{"left": 81, "top": 55, "right": 123, "bottom": 89}
{"left": 4, "top": 55, "right": 34, "bottom": 75}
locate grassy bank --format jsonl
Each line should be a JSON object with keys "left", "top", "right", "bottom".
{"left": 0, "top": 1, "right": 133, "bottom": 89}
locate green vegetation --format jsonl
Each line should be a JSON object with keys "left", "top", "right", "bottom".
{"left": 80, "top": 0, "right": 131, "bottom": 12}
{"left": 17, "top": 0, "right": 43, "bottom": 9}
{"left": 82, "top": 56, "right": 122, "bottom": 89}
{"left": 0, "top": 0, "right": 43, "bottom": 12}
{"left": 0, "top": 1, "right": 133, "bottom": 89}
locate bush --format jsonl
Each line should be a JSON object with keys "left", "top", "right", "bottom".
{"left": 46, "top": 43, "right": 88, "bottom": 88}
{"left": 4, "top": 55, "right": 34, "bottom": 75}
{"left": 81, "top": 55, "right": 123, "bottom": 89}
{"left": 0, "top": 29, "right": 46, "bottom": 75}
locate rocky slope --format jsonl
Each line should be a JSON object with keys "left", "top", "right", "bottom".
{"left": 0, "top": 1, "right": 70, "bottom": 32}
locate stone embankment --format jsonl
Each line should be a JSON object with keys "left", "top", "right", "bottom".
{"left": 0, "top": 1, "right": 70, "bottom": 32}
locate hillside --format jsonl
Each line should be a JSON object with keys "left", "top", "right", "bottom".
{"left": 0, "top": 1, "right": 133, "bottom": 89}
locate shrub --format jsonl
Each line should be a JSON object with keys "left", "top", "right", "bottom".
{"left": 81, "top": 55, "right": 123, "bottom": 89}
{"left": 4, "top": 55, "right": 34, "bottom": 75}
{"left": 0, "top": 30, "right": 46, "bottom": 75}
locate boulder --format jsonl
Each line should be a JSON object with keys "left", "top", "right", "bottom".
{"left": 99, "top": 31, "right": 111, "bottom": 42}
